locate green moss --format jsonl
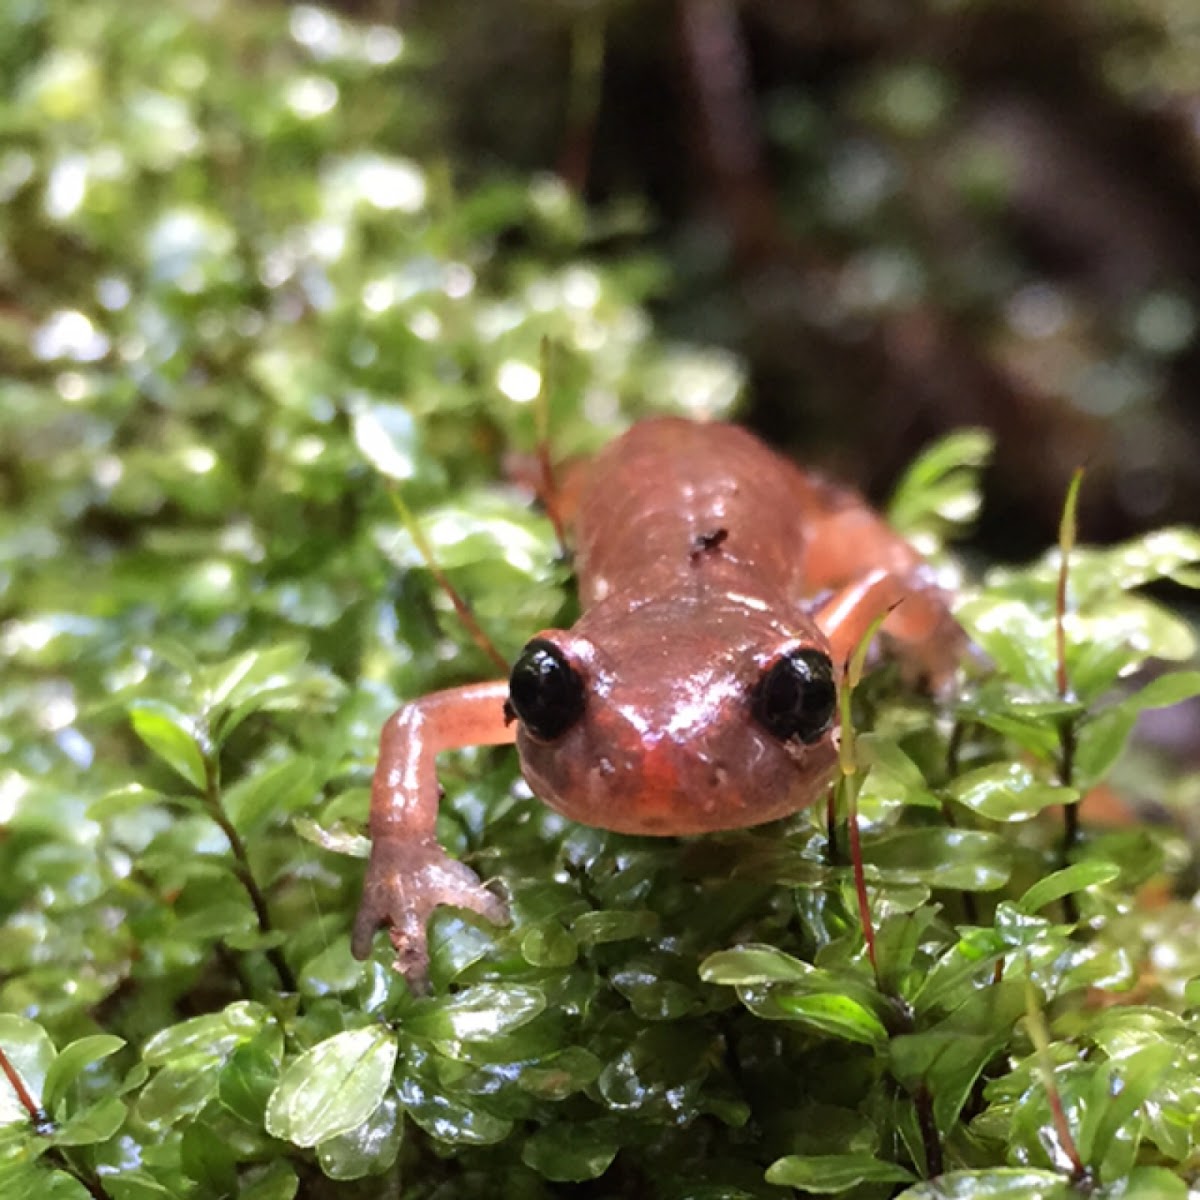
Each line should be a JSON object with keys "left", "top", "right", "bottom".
{"left": 2, "top": 2, "right": 1200, "bottom": 1198}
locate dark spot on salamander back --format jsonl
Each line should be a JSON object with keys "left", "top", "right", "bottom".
{"left": 689, "top": 527, "right": 729, "bottom": 564}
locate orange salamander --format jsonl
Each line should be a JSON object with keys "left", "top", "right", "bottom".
{"left": 352, "top": 417, "right": 962, "bottom": 984}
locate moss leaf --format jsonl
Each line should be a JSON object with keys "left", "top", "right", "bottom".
{"left": 766, "top": 1153, "right": 915, "bottom": 1192}
{"left": 265, "top": 1027, "right": 397, "bottom": 1149}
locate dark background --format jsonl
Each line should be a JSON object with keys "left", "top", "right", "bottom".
{"left": 376, "top": 0, "right": 1200, "bottom": 558}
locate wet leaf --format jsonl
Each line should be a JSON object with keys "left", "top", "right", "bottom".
{"left": 572, "top": 909, "right": 660, "bottom": 945}
{"left": 265, "top": 1026, "right": 397, "bottom": 1148}
{"left": 889, "top": 980, "right": 1024, "bottom": 1132}
{"left": 947, "top": 762, "right": 1077, "bottom": 821}
{"left": 888, "top": 428, "right": 993, "bottom": 542}
{"left": 224, "top": 757, "right": 316, "bottom": 836}
{"left": 911, "top": 928, "right": 1008, "bottom": 1015}
{"left": 5, "top": 1172, "right": 91, "bottom": 1200}
{"left": 611, "top": 954, "right": 701, "bottom": 1020}
{"left": 218, "top": 1028, "right": 284, "bottom": 1126}
{"left": 1106, "top": 1167, "right": 1188, "bottom": 1199}
{"left": 179, "top": 1118, "right": 238, "bottom": 1194}
{"left": 1077, "top": 1042, "right": 1173, "bottom": 1177}
{"left": 396, "top": 1074, "right": 513, "bottom": 1145}
{"left": 136, "top": 1056, "right": 223, "bottom": 1128}
{"left": 896, "top": 1169, "right": 1071, "bottom": 1199}
{"left": 1118, "top": 669, "right": 1200, "bottom": 711}
{"left": 403, "top": 985, "right": 546, "bottom": 1044}
{"left": 522, "top": 1120, "right": 620, "bottom": 1182}
{"left": 955, "top": 596, "right": 1057, "bottom": 693}
{"left": 240, "top": 1161, "right": 299, "bottom": 1200}
{"left": 1075, "top": 671, "right": 1200, "bottom": 785}
{"left": 741, "top": 989, "right": 889, "bottom": 1047}
{"left": 427, "top": 910, "right": 502, "bottom": 988}
{"left": 42, "top": 1035, "right": 126, "bottom": 1116}
{"left": 316, "top": 1091, "right": 402, "bottom": 1180}
{"left": 518, "top": 1048, "right": 603, "bottom": 1100}
{"left": 700, "top": 945, "right": 817, "bottom": 986}
{"left": 201, "top": 643, "right": 310, "bottom": 712}
{"left": 293, "top": 816, "right": 370, "bottom": 858}
{"left": 142, "top": 1003, "right": 268, "bottom": 1066}
{"left": 53, "top": 1096, "right": 126, "bottom": 1146}
{"left": 85, "top": 784, "right": 163, "bottom": 820}
{"left": 862, "top": 828, "right": 1012, "bottom": 890}
{"left": 128, "top": 702, "right": 207, "bottom": 790}
{"left": 1018, "top": 861, "right": 1121, "bottom": 915}
{"left": 520, "top": 920, "right": 578, "bottom": 968}
{"left": 766, "top": 1153, "right": 915, "bottom": 1192}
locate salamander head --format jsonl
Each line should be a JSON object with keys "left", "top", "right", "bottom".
{"left": 505, "top": 610, "right": 839, "bottom": 836}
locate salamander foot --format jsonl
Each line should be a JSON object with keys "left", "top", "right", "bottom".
{"left": 351, "top": 836, "right": 508, "bottom": 991}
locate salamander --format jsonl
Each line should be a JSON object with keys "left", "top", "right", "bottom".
{"left": 351, "top": 417, "right": 961, "bottom": 985}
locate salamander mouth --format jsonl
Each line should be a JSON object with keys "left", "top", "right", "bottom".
{"left": 516, "top": 715, "right": 839, "bottom": 837}
{"left": 567, "top": 754, "right": 837, "bottom": 836}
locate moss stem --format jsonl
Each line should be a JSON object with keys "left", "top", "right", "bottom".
{"left": 203, "top": 759, "right": 298, "bottom": 994}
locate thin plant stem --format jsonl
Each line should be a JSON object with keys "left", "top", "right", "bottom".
{"left": 1055, "top": 469, "right": 1084, "bottom": 703}
{"left": 846, "top": 777, "right": 878, "bottom": 983}
{"left": 825, "top": 784, "right": 839, "bottom": 863}
{"left": 838, "top": 612, "right": 890, "bottom": 987}
{"left": 941, "top": 720, "right": 979, "bottom": 925}
{"left": 1024, "top": 972, "right": 1089, "bottom": 1184}
{"left": 838, "top": 614, "right": 948, "bottom": 1177}
{"left": 60, "top": 1162, "right": 112, "bottom": 1200}
{"left": 388, "top": 489, "right": 509, "bottom": 675}
{"left": 203, "top": 759, "right": 298, "bottom": 993}
{"left": 1055, "top": 467, "right": 1085, "bottom": 919}
{"left": 913, "top": 1085, "right": 945, "bottom": 1178}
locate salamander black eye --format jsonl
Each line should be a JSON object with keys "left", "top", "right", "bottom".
{"left": 753, "top": 648, "right": 836, "bottom": 745}
{"left": 507, "top": 639, "right": 586, "bottom": 741}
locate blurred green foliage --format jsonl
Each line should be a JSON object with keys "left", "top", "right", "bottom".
{"left": 3, "top": 2, "right": 1200, "bottom": 1198}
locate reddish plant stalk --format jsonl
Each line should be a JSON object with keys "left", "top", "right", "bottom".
{"left": 389, "top": 489, "right": 509, "bottom": 674}
{"left": 0, "top": 1045, "right": 40, "bottom": 1120}
{"left": 847, "top": 780, "right": 879, "bottom": 982}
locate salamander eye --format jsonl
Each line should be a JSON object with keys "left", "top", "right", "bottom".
{"left": 753, "top": 648, "right": 836, "bottom": 745}
{"left": 507, "top": 639, "right": 586, "bottom": 741}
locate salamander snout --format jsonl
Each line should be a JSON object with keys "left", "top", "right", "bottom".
{"left": 508, "top": 633, "right": 840, "bottom": 837}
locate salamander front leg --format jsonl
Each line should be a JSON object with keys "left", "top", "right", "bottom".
{"left": 815, "top": 567, "right": 963, "bottom": 691}
{"left": 351, "top": 680, "right": 516, "bottom": 989}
